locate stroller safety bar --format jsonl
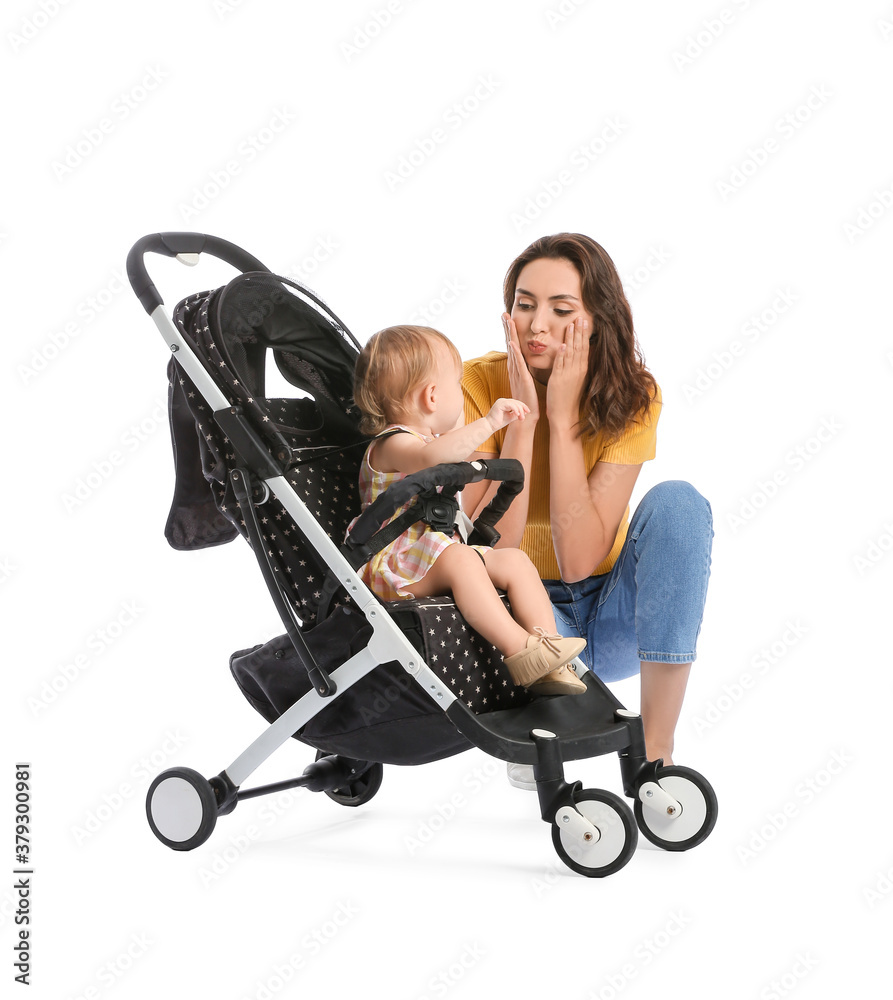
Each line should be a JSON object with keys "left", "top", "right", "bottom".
{"left": 126, "top": 231, "right": 270, "bottom": 314}
{"left": 344, "top": 458, "right": 524, "bottom": 563}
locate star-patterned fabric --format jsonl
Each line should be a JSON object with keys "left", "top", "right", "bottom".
{"left": 171, "top": 282, "right": 362, "bottom": 628}
{"left": 387, "top": 594, "right": 534, "bottom": 713}
{"left": 170, "top": 277, "right": 534, "bottom": 716}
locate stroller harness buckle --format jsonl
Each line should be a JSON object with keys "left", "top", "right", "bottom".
{"left": 417, "top": 489, "right": 459, "bottom": 536}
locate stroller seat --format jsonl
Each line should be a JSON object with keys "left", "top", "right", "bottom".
{"left": 128, "top": 233, "right": 717, "bottom": 878}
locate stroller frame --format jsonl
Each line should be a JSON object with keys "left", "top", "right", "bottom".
{"left": 129, "top": 233, "right": 717, "bottom": 877}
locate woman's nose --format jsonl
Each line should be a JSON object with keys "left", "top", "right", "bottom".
{"left": 530, "top": 309, "right": 550, "bottom": 335}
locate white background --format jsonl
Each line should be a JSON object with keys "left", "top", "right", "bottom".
{"left": 3, "top": 1, "right": 892, "bottom": 997}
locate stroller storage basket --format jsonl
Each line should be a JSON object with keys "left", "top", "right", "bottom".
{"left": 231, "top": 607, "right": 472, "bottom": 766}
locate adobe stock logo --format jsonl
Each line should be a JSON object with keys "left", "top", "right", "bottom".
{"left": 177, "top": 108, "right": 296, "bottom": 221}
{"left": 587, "top": 911, "right": 692, "bottom": 1000}
{"left": 623, "top": 246, "right": 671, "bottom": 293}
{"left": 726, "top": 417, "right": 843, "bottom": 534}
{"left": 736, "top": 749, "right": 854, "bottom": 866}
{"left": 716, "top": 86, "right": 832, "bottom": 202}
{"left": 691, "top": 619, "right": 808, "bottom": 736}
{"left": 7, "top": 0, "right": 71, "bottom": 53}
{"left": 61, "top": 399, "right": 168, "bottom": 513}
{"left": 18, "top": 269, "right": 130, "bottom": 385}
{"left": 671, "top": 0, "right": 758, "bottom": 72}
{"left": 759, "top": 953, "right": 819, "bottom": 1000}
{"left": 340, "top": 0, "right": 417, "bottom": 62}
{"left": 510, "top": 118, "right": 627, "bottom": 233}
{"left": 408, "top": 278, "right": 465, "bottom": 326}
{"left": 842, "top": 181, "right": 893, "bottom": 244}
{"left": 283, "top": 236, "right": 340, "bottom": 286}
{"left": 544, "top": 0, "right": 590, "bottom": 29}
{"left": 27, "top": 602, "right": 145, "bottom": 717}
{"left": 383, "top": 76, "right": 501, "bottom": 191}
{"left": 851, "top": 520, "right": 893, "bottom": 575}
{"left": 51, "top": 67, "right": 168, "bottom": 179}
{"left": 682, "top": 287, "right": 797, "bottom": 402}
{"left": 213, "top": 0, "right": 251, "bottom": 18}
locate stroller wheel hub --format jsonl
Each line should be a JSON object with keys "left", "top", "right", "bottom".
{"left": 638, "top": 781, "right": 681, "bottom": 818}
{"left": 555, "top": 805, "right": 601, "bottom": 845}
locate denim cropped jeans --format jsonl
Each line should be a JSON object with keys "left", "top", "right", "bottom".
{"left": 544, "top": 481, "right": 713, "bottom": 683}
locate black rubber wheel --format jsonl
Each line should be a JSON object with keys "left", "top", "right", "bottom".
{"left": 314, "top": 752, "right": 383, "bottom": 807}
{"left": 634, "top": 765, "right": 718, "bottom": 852}
{"left": 146, "top": 767, "right": 218, "bottom": 851}
{"left": 551, "top": 788, "right": 638, "bottom": 878}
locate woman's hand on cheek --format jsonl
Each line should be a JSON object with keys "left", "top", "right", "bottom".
{"left": 503, "top": 312, "right": 539, "bottom": 421}
{"left": 546, "top": 317, "right": 590, "bottom": 430}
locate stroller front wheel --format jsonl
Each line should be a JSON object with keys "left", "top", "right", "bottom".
{"left": 146, "top": 767, "right": 218, "bottom": 851}
{"left": 551, "top": 788, "right": 637, "bottom": 878}
{"left": 633, "top": 765, "right": 718, "bottom": 852}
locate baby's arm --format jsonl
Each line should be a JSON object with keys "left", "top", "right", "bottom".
{"left": 374, "top": 399, "right": 528, "bottom": 474}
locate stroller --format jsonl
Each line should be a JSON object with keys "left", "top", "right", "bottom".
{"left": 128, "top": 233, "right": 717, "bottom": 878}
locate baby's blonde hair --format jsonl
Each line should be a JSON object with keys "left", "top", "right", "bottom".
{"left": 354, "top": 325, "right": 461, "bottom": 435}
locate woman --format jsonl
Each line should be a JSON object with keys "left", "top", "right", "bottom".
{"left": 461, "top": 233, "right": 713, "bottom": 776}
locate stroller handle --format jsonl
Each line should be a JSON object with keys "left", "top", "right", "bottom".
{"left": 126, "top": 232, "right": 270, "bottom": 314}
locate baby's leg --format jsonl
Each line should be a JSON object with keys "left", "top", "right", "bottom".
{"left": 403, "top": 545, "right": 529, "bottom": 656}
{"left": 483, "top": 548, "right": 587, "bottom": 695}
{"left": 481, "top": 548, "right": 558, "bottom": 635}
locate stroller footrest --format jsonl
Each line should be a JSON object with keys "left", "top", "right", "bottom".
{"left": 445, "top": 679, "right": 631, "bottom": 764}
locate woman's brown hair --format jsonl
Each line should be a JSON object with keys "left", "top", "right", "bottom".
{"left": 503, "top": 233, "right": 657, "bottom": 441}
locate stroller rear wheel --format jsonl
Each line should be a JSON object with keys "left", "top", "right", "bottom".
{"left": 551, "top": 788, "right": 637, "bottom": 878}
{"left": 633, "top": 765, "right": 717, "bottom": 851}
{"left": 314, "top": 751, "right": 383, "bottom": 807}
{"left": 146, "top": 767, "right": 218, "bottom": 851}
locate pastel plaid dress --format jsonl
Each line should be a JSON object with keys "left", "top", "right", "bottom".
{"left": 349, "top": 425, "right": 490, "bottom": 601}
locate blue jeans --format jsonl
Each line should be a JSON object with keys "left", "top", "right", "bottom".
{"left": 544, "top": 481, "right": 713, "bottom": 682}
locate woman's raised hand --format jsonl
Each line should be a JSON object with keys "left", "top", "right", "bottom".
{"left": 502, "top": 312, "right": 540, "bottom": 421}
{"left": 546, "top": 316, "right": 590, "bottom": 430}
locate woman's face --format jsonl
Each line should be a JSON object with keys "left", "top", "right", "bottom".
{"left": 510, "top": 257, "right": 593, "bottom": 383}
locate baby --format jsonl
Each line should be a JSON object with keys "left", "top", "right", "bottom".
{"left": 349, "top": 324, "right": 586, "bottom": 695}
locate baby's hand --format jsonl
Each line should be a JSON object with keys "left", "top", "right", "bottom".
{"left": 486, "top": 397, "right": 530, "bottom": 432}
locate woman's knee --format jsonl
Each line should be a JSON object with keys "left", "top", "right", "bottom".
{"left": 635, "top": 480, "right": 712, "bottom": 535}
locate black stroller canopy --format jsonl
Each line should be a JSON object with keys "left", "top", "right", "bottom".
{"left": 214, "top": 271, "right": 361, "bottom": 435}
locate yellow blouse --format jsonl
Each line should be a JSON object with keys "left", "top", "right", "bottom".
{"left": 462, "top": 351, "right": 661, "bottom": 579}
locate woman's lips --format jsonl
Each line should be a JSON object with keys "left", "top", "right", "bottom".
{"left": 527, "top": 342, "right": 547, "bottom": 354}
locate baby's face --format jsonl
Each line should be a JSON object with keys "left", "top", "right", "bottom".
{"left": 431, "top": 343, "right": 464, "bottom": 435}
